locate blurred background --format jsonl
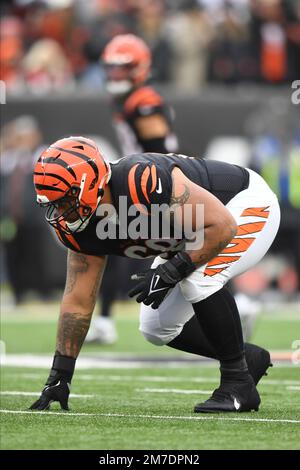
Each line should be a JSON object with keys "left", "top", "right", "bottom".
{"left": 0, "top": 0, "right": 299, "bottom": 349}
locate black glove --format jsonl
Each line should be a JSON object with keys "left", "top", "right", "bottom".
{"left": 128, "top": 252, "right": 196, "bottom": 309}
{"left": 29, "top": 354, "right": 76, "bottom": 411}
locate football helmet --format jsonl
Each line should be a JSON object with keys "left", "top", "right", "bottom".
{"left": 102, "top": 34, "right": 151, "bottom": 96}
{"left": 34, "top": 136, "right": 111, "bottom": 233}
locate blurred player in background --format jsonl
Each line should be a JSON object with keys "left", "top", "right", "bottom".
{"left": 85, "top": 34, "right": 179, "bottom": 344}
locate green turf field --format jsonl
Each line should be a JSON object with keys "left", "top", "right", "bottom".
{"left": 1, "top": 300, "right": 300, "bottom": 450}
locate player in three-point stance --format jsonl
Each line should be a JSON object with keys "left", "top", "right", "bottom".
{"left": 31, "top": 136, "right": 279, "bottom": 413}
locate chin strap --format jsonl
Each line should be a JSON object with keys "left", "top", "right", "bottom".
{"left": 65, "top": 218, "right": 88, "bottom": 233}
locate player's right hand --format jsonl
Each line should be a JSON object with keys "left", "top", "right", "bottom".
{"left": 29, "top": 375, "right": 71, "bottom": 411}
{"left": 29, "top": 354, "right": 76, "bottom": 411}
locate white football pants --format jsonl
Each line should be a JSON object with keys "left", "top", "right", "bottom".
{"left": 139, "top": 169, "right": 280, "bottom": 345}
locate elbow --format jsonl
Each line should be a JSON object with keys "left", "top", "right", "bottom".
{"left": 210, "top": 212, "right": 237, "bottom": 250}
{"left": 220, "top": 215, "right": 237, "bottom": 246}
{"left": 228, "top": 218, "right": 237, "bottom": 239}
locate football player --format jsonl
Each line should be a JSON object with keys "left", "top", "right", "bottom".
{"left": 85, "top": 34, "right": 179, "bottom": 343}
{"left": 31, "top": 136, "right": 280, "bottom": 413}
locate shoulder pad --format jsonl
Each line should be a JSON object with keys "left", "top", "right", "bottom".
{"left": 124, "top": 87, "right": 163, "bottom": 117}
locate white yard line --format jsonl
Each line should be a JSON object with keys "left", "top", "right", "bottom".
{"left": 136, "top": 388, "right": 211, "bottom": 395}
{"left": 0, "top": 355, "right": 209, "bottom": 369}
{"left": 0, "top": 391, "right": 94, "bottom": 398}
{"left": 1, "top": 354, "right": 296, "bottom": 369}
{"left": 1, "top": 409, "right": 299, "bottom": 425}
{"left": 16, "top": 373, "right": 219, "bottom": 382}
{"left": 286, "top": 386, "right": 300, "bottom": 391}
{"left": 7, "top": 372, "right": 300, "bottom": 387}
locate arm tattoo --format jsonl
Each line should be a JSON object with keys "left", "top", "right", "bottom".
{"left": 65, "top": 251, "right": 89, "bottom": 295}
{"left": 192, "top": 252, "right": 210, "bottom": 265}
{"left": 188, "top": 226, "right": 236, "bottom": 266}
{"left": 216, "top": 226, "right": 236, "bottom": 253}
{"left": 170, "top": 184, "right": 190, "bottom": 206}
{"left": 90, "top": 266, "right": 103, "bottom": 304}
{"left": 56, "top": 311, "right": 91, "bottom": 357}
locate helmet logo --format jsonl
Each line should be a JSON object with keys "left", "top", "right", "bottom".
{"left": 78, "top": 173, "right": 87, "bottom": 201}
{"left": 37, "top": 195, "right": 50, "bottom": 204}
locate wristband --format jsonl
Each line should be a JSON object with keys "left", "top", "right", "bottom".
{"left": 157, "top": 252, "right": 196, "bottom": 284}
{"left": 47, "top": 354, "right": 76, "bottom": 384}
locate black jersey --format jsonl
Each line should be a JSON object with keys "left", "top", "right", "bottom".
{"left": 112, "top": 85, "right": 178, "bottom": 155}
{"left": 55, "top": 153, "right": 249, "bottom": 259}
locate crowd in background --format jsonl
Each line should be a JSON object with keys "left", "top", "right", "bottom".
{"left": 1, "top": 0, "right": 300, "bottom": 94}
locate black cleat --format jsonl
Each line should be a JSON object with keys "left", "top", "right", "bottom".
{"left": 194, "top": 373, "right": 261, "bottom": 413}
{"left": 244, "top": 343, "right": 273, "bottom": 385}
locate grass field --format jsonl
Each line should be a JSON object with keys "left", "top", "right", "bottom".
{"left": 1, "top": 299, "right": 300, "bottom": 450}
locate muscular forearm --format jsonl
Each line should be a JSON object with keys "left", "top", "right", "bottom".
{"left": 169, "top": 168, "right": 237, "bottom": 268}
{"left": 55, "top": 251, "right": 105, "bottom": 358}
{"left": 56, "top": 307, "right": 92, "bottom": 358}
{"left": 185, "top": 223, "right": 237, "bottom": 268}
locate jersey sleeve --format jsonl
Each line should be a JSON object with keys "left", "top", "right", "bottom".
{"left": 54, "top": 227, "right": 82, "bottom": 253}
{"left": 125, "top": 155, "right": 173, "bottom": 214}
{"left": 124, "top": 86, "right": 165, "bottom": 119}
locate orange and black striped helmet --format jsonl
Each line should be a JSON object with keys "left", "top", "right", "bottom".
{"left": 33, "top": 136, "right": 111, "bottom": 233}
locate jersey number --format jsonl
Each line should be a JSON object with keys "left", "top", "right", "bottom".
{"left": 124, "top": 239, "right": 183, "bottom": 259}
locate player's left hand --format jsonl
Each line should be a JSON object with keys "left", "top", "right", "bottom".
{"left": 129, "top": 252, "right": 196, "bottom": 309}
{"left": 129, "top": 268, "right": 175, "bottom": 309}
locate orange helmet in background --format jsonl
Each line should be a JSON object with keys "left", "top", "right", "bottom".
{"left": 102, "top": 34, "right": 151, "bottom": 96}
{"left": 34, "top": 136, "right": 111, "bottom": 233}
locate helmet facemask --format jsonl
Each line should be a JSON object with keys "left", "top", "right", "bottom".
{"left": 102, "top": 35, "right": 151, "bottom": 96}
{"left": 39, "top": 163, "right": 111, "bottom": 234}
{"left": 42, "top": 186, "right": 93, "bottom": 234}
{"left": 104, "top": 62, "right": 137, "bottom": 96}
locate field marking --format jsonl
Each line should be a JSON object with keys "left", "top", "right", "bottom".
{"left": 0, "top": 391, "right": 95, "bottom": 398}
{"left": 136, "top": 388, "right": 211, "bottom": 395}
{"left": 14, "top": 372, "right": 300, "bottom": 387}
{"left": 1, "top": 354, "right": 296, "bottom": 369}
{"left": 1, "top": 355, "right": 213, "bottom": 369}
{"left": 286, "top": 386, "right": 300, "bottom": 391}
{"left": 1, "top": 409, "right": 299, "bottom": 425}
{"left": 9, "top": 373, "right": 220, "bottom": 383}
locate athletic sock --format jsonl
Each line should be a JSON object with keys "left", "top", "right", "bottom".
{"left": 192, "top": 287, "right": 245, "bottom": 368}
{"left": 167, "top": 314, "right": 216, "bottom": 358}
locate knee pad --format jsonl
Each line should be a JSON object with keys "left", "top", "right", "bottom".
{"left": 139, "top": 325, "right": 183, "bottom": 346}
{"left": 139, "top": 286, "right": 187, "bottom": 346}
{"left": 140, "top": 329, "right": 166, "bottom": 346}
